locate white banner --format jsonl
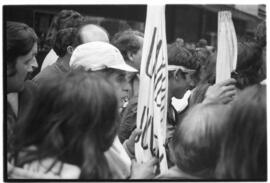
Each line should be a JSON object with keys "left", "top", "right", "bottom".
{"left": 135, "top": 5, "right": 168, "bottom": 174}
{"left": 216, "top": 11, "right": 238, "bottom": 83}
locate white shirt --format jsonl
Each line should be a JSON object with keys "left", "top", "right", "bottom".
{"left": 41, "top": 49, "right": 58, "bottom": 71}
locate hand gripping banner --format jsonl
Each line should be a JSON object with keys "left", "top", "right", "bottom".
{"left": 216, "top": 11, "right": 238, "bottom": 83}
{"left": 135, "top": 5, "right": 168, "bottom": 173}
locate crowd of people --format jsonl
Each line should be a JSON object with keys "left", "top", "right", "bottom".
{"left": 6, "top": 9, "right": 266, "bottom": 180}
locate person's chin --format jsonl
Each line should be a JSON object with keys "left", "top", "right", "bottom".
{"left": 17, "top": 84, "right": 25, "bottom": 92}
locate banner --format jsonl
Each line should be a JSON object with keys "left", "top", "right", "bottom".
{"left": 216, "top": 11, "right": 238, "bottom": 83}
{"left": 135, "top": 5, "right": 168, "bottom": 173}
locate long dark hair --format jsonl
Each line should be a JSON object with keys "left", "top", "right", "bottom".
{"left": 13, "top": 69, "right": 119, "bottom": 179}
{"left": 215, "top": 84, "right": 266, "bottom": 180}
{"left": 6, "top": 21, "right": 38, "bottom": 77}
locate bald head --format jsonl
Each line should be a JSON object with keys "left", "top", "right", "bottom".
{"left": 79, "top": 24, "right": 109, "bottom": 43}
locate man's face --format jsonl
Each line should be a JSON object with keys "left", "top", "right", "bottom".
{"left": 7, "top": 42, "right": 38, "bottom": 93}
{"left": 107, "top": 70, "right": 131, "bottom": 106}
{"left": 132, "top": 36, "right": 144, "bottom": 70}
{"left": 127, "top": 36, "right": 144, "bottom": 71}
{"left": 169, "top": 71, "right": 194, "bottom": 99}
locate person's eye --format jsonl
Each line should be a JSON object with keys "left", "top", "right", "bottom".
{"left": 117, "top": 74, "right": 126, "bottom": 82}
{"left": 24, "top": 57, "right": 34, "bottom": 66}
{"left": 24, "top": 60, "right": 31, "bottom": 66}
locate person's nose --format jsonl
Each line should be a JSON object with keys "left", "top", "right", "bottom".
{"left": 31, "top": 57, "right": 38, "bottom": 69}
{"left": 186, "top": 74, "right": 196, "bottom": 89}
{"left": 27, "top": 57, "right": 38, "bottom": 73}
{"left": 123, "top": 81, "right": 132, "bottom": 94}
{"left": 189, "top": 79, "right": 196, "bottom": 89}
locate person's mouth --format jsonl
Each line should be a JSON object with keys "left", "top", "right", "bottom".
{"left": 120, "top": 96, "right": 129, "bottom": 107}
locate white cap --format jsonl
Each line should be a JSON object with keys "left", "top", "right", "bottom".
{"left": 70, "top": 41, "right": 137, "bottom": 72}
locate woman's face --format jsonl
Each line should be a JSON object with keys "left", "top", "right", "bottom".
{"left": 7, "top": 42, "right": 38, "bottom": 93}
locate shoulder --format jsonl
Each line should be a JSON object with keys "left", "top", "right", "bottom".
{"left": 18, "top": 80, "right": 38, "bottom": 114}
{"left": 23, "top": 80, "right": 38, "bottom": 94}
{"left": 33, "top": 63, "right": 60, "bottom": 85}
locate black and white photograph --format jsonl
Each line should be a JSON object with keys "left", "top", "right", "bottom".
{"left": 3, "top": 2, "right": 267, "bottom": 181}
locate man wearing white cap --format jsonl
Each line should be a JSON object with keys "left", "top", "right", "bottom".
{"left": 70, "top": 41, "right": 137, "bottom": 179}
{"left": 70, "top": 41, "right": 137, "bottom": 106}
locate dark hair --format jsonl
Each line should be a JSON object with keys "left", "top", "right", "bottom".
{"left": 53, "top": 27, "right": 79, "bottom": 57}
{"left": 255, "top": 21, "right": 266, "bottom": 47}
{"left": 231, "top": 41, "right": 263, "bottom": 89}
{"left": 46, "top": 10, "right": 83, "bottom": 47}
{"left": 197, "top": 51, "right": 216, "bottom": 85}
{"left": 189, "top": 48, "right": 212, "bottom": 85}
{"left": 13, "top": 69, "right": 119, "bottom": 179}
{"left": 173, "top": 103, "right": 229, "bottom": 178}
{"left": 111, "top": 29, "right": 144, "bottom": 61}
{"left": 215, "top": 84, "right": 266, "bottom": 180}
{"left": 167, "top": 42, "right": 193, "bottom": 67}
{"left": 167, "top": 42, "right": 200, "bottom": 81}
{"left": 6, "top": 21, "right": 38, "bottom": 76}
{"left": 196, "top": 38, "right": 208, "bottom": 48}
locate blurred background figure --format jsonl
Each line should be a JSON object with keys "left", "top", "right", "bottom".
{"left": 231, "top": 40, "right": 264, "bottom": 89}
{"left": 215, "top": 84, "right": 266, "bottom": 180}
{"left": 40, "top": 9, "right": 83, "bottom": 71}
{"left": 33, "top": 27, "right": 79, "bottom": 85}
{"left": 157, "top": 103, "right": 229, "bottom": 179}
{"left": 34, "top": 22, "right": 109, "bottom": 86}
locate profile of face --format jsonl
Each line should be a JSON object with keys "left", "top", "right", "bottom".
{"left": 108, "top": 70, "right": 131, "bottom": 106}
{"left": 7, "top": 42, "right": 38, "bottom": 92}
{"left": 130, "top": 36, "right": 144, "bottom": 70}
{"left": 170, "top": 70, "right": 194, "bottom": 99}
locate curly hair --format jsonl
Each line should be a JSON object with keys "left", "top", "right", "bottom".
{"left": 111, "top": 29, "right": 144, "bottom": 61}
{"left": 167, "top": 42, "right": 201, "bottom": 82}
{"left": 45, "top": 10, "right": 83, "bottom": 48}
{"left": 232, "top": 41, "right": 263, "bottom": 89}
{"left": 255, "top": 21, "right": 266, "bottom": 47}
{"left": 52, "top": 27, "right": 79, "bottom": 57}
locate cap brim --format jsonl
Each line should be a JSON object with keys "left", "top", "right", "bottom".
{"left": 110, "top": 63, "right": 138, "bottom": 72}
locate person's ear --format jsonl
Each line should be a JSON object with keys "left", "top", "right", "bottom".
{"left": 127, "top": 51, "right": 134, "bottom": 62}
{"left": 174, "top": 69, "right": 181, "bottom": 81}
{"left": 67, "top": 46, "right": 74, "bottom": 55}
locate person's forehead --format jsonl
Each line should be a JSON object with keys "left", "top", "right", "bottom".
{"left": 136, "top": 35, "right": 144, "bottom": 47}
{"left": 18, "top": 42, "right": 37, "bottom": 60}
{"left": 111, "top": 69, "right": 127, "bottom": 76}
